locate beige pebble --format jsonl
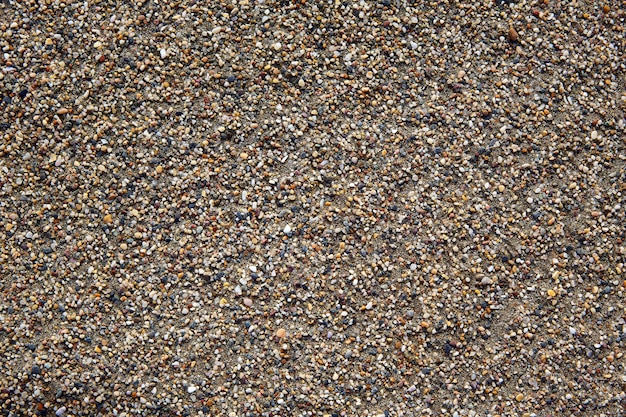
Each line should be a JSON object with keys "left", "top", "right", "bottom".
{"left": 103, "top": 214, "right": 113, "bottom": 224}
{"left": 156, "top": 165, "right": 163, "bottom": 174}
{"left": 276, "top": 328, "right": 286, "bottom": 338}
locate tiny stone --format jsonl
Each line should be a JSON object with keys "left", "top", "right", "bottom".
{"left": 547, "top": 289, "right": 556, "bottom": 297}
{"left": 243, "top": 298, "right": 253, "bottom": 307}
{"left": 276, "top": 328, "right": 286, "bottom": 338}
{"left": 103, "top": 214, "right": 113, "bottom": 224}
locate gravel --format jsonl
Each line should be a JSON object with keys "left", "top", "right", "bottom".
{"left": 0, "top": 0, "right": 625, "bottom": 416}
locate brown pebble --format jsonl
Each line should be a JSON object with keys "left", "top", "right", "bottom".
{"left": 276, "top": 328, "right": 286, "bottom": 338}
{"left": 103, "top": 214, "right": 113, "bottom": 224}
{"left": 156, "top": 165, "right": 164, "bottom": 174}
{"left": 508, "top": 26, "right": 519, "bottom": 42}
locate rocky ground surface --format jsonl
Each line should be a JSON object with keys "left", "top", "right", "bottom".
{"left": 0, "top": 0, "right": 625, "bottom": 416}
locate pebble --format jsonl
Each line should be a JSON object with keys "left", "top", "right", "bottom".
{"left": 508, "top": 25, "right": 519, "bottom": 42}
{"left": 0, "top": 2, "right": 623, "bottom": 416}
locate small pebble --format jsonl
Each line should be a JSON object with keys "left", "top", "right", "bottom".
{"left": 508, "top": 26, "right": 519, "bottom": 42}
